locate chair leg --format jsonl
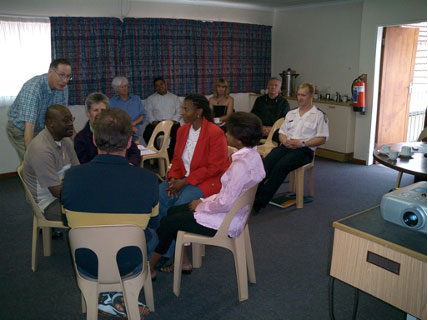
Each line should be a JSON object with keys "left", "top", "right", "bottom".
{"left": 295, "top": 168, "right": 305, "bottom": 209}
{"left": 158, "top": 159, "right": 166, "bottom": 177}
{"left": 79, "top": 283, "right": 98, "bottom": 320}
{"left": 32, "top": 218, "right": 39, "bottom": 272}
{"left": 395, "top": 171, "right": 403, "bottom": 189}
{"left": 192, "top": 243, "right": 203, "bottom": 268}
{"left": 289, "top": 171, "right": 296, "bottom": 193}
{"left": 144, "top": 262, "right": 155, "bottom": 312}
{"left": 122, "top": 284, "right": 140, "bottom": 320}
{"left": 173, "top": 231, "right": 185, "bottom": 297}
{"left": 307, "top": 167, "right": 314, "bottom": 197}
{"left": 233, "top": 237, "right": 249, "bottom": 302}
{"left": 81, "top": 294, "right": 87, "bottom": 313}
{"left": 42, "top": 227, "right": 52, "bottom": 256}
{"left": 244, "top": 227, "right": 256, "bottom": 284}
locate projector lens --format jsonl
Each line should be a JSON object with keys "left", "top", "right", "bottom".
{"left": 403, "top": 211, "right": 418, "bottom": 227}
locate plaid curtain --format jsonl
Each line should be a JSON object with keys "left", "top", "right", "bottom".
{"left": 51, "top": 17, "right": 271, "bottom": 103}
{"left": 50, "top": 17, "right": 123, "bottom": 105}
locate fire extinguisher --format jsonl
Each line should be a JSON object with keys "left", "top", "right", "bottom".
{"left": 351, "top": 76, "right": 366, "bottom": 113}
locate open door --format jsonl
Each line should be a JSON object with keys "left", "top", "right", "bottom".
{"left": 376, "top": 26, "right": 419, "bottom": 145}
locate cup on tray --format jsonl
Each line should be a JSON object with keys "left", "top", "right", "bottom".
{"left": 388, "top": 150, "right": 399, "bottom": 160}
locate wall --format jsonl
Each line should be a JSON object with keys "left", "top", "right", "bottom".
{"left": 272, "top": 1, "right": 363, "bottom": 96}
{"left": 0, "top": 0, "right": 273, "bottom": 174}
{"left": 355, "top": 0, "right": 427, "bottom": 163}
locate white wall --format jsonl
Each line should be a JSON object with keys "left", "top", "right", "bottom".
{"left": 272, "top": 1, "right": 363, "bottom": 96}
{"left": 354, "top": 0, "right": 427, "bottom": 163}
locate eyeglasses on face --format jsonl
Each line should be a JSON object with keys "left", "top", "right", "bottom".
{"left": 52, "top": 68, "right": 73, "bottom": 81}
{"left": 62, "top": 116, "right": 75, "bottom": 124}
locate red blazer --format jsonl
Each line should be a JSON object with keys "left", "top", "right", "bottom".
{"left": 168, "top": 118, "right": 230, "bottom": 197}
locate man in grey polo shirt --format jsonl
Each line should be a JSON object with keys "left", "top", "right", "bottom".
{"left": 22, "top": 104, "right": 79, "bottom": 221}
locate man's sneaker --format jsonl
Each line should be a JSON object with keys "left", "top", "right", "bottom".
{"left": 98, "top": 292, "right": 126, "bottom": 318}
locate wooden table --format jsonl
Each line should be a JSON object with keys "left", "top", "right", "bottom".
{"left": 330, "top": 206, "right": 427, "bottom": 319}
{"left": 373, "top": 142, "right": 427, "bottom": 188}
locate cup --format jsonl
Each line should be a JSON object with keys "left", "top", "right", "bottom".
{"left": 401, "top": 146, "right": 412, "bottom": 156}
{"left": 381, "top": 145, "right": 391, "bottom": 154}
{"left": 388, "top": 150, "right": 399, "bottom": 160}
{"left": 214, "top": 117, "right": 221, "bottom": 124}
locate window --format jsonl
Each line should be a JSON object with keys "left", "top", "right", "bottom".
{"left": 0, "top": 16, "right": 51, "bottom": 108}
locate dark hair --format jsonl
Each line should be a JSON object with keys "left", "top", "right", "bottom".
{"left": 184, "top": 93, "right": 213, "bottom": 122}
{"left": 153, "top": 77, "right": 165, "bottom": 85}
{"left": 85, "top": 92, "right": 109, "bottom": 111}
{"left": 226, "top": 112, "right": 262, "bottom": 147}
{"left": 94, "top": 108, "right": 132, "bottom": 152}
{"left": 50, "top": 58, "right": 71, "bottom": 69}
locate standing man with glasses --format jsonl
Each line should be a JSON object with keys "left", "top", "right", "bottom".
{"left": 7, "top": 58, "right": 72, "bottom": 162}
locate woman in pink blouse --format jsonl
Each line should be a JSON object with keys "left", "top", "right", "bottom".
{"left": 149, "top": 112, "right": 266, "bottom": 277}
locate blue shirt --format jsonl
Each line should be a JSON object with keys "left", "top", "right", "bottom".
{"left": 110, "top": 94, "right": 146, "bottom": 136}
{"left": 8, "top": 74, "right": 69, "bottom": 132}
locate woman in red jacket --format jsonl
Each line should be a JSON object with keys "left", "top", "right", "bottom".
{"left": 154, "top": 94, "right": 230, "bottom": 231}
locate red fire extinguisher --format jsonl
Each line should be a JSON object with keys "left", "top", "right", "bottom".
{"left": 351, "top": 76, "right": 366, "bottom": 113}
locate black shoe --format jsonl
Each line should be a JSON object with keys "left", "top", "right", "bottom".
{"left": 52, "top": 230, "right": 63, "bottom": 239}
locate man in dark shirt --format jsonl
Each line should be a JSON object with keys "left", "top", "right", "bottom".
{"left": 251, "top": 77, "right": 290, "bottom": 142}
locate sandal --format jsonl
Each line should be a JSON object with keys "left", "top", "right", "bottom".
{"left": 160, "top": 262, "right": 192, "bottom": 274}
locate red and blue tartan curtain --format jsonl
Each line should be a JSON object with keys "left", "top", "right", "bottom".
{"left": 51, "top": 17, "right": 271, "bottom": 104}
{"left": 50, "top": 17, "right": 123, "bottom": 105}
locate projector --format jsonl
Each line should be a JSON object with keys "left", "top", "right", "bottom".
{"left": 380, "top": 181, "right": 427, "bottom": 234}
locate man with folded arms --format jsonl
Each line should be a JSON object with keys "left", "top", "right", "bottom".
{"left": 7, "top": 58, "right": 72, "bottom": 161}
{"left": 22, "top": 104, "right": 79, "bottom": 223}
{"left": 253, "top": 82, "right": 329, "bottom": 213}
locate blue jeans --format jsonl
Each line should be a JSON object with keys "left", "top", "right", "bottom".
{"left": 149, "top": 180, "right": 204, "bottom": 258}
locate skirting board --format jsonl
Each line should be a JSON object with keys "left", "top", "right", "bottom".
{"left": 0, "top": 172, "right": 18, "bottom": 179}
{"left": 315, "top": 148, "right": 353, "bottom": 162}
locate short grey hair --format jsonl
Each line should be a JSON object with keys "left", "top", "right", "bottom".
{"left": 85, "top": 92, "right": 110, "bottom": 111}
{"left": 112, "top": 76, "right": 128, "bottom": 90}
{"left": 268, "top": 77, "right": 282, "bottom": 85}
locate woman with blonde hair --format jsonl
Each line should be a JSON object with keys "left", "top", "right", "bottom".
{"left": 208, "top": 79, "right": 234, "bottom": 124}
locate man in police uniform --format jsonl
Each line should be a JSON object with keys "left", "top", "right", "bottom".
{"left": 253, "top": 82, "right": 329, "bottom": 212}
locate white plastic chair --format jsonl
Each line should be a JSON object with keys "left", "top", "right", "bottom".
{"left": 17, "top": 165, "right": 68, "bottom": 271}
{"left": 68, "top": 225, "right": 154, "bottom": 320}
{"left": 257, "top": 118, "right": 285, "bottom": 158}
{"left": 173, "top": 185, "right": 258, "bottom": 302}
{"left": 288, "top": 157, "right": 315, "bottom": 209}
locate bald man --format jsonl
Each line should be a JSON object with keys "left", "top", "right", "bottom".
{"left": 22, "top": 104, "right": 79, "bottom": 221}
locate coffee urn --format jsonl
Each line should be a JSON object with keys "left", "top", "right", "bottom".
{"left": 279, "top": 68, "right": 299, "bottom": 97}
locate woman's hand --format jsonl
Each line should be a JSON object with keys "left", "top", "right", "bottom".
{"left": 189, "top": 199, "right": 203, "bottom": 211}
{"left": 166, "top": 178, "right": 188, "bottom": 198}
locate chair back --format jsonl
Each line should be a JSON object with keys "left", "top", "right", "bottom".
{"left": 214, "top": 184, "right": 258, "bottom": 239}
{"left": 265, "top": 117, "right": 285, "bottom": 144}
{"left": 147, "top": 120, "right": 174, "bottom": 152}
{"left": 257, "top": 117, "right": 285, "bottom": 158}
{"left": 17, "top": 165, "right": 48, "bottom": 222}
{"left": 69, "top": 225, "right": 147, "bottom": 284}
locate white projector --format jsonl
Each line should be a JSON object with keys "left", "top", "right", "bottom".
{"left": 380, "top": 181, "right": 427, "bottom": 234}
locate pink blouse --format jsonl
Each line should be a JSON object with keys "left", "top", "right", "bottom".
{"left": 193, "top": 146, "right": 265, "bottom": 238}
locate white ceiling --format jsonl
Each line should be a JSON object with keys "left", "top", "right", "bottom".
{"left": 137, "top": 0, "right": 359, "bottom": 11}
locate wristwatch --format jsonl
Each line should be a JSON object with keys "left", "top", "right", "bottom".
{"left": 301, "top": 141, "right": 306, "bottom": 148}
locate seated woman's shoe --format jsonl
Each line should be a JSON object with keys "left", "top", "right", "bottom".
{"left": 160, "top": 263, "right": 192, "bottom": 274}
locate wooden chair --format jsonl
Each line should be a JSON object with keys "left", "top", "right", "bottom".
{"left": 173, "top": 185, "right": 258, "bottom": 302}
{"left": 141, "top": 120, "right": 173, "bottom": 179}
{"left": 288, "top": 157, "right": 315, "bottom": 209}
{"left": 69, "top": 225, "right": 154, "bottom": 320}
{"left": 17, "top": 165, "right": 68, "bottom": 271}
{"left": 257, "top": 118, "right": 285, "bottom": 158}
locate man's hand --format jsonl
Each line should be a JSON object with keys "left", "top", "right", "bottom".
{"left": 24, "top": 122, "right": 35, "bottom": 149}
{"left": 284, "top": 138, "right": 302, "bottom": 149}
{"left": 189, "top": 199, "right": 202, "bottom": 211}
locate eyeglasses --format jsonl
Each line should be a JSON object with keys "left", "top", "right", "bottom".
{"left": 52, "top": 68, "right": 73, "bottom": 81}
{"left": 62, "top": 116, "right": 75, "bottom": 124}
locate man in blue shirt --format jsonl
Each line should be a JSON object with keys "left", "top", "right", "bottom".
{"left": 7, "top": 58, "right": 72, "bottom": 162}
{"left": 109, "top": 76, "right": 145, "bottom": 141}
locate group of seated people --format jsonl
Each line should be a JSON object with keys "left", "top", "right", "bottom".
{"left": 20, "top": 75, "right": 328, "bottom": 318}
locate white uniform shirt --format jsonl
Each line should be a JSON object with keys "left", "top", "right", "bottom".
{"left": 279, "top": 105, "right": 329, "bottom": 151}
